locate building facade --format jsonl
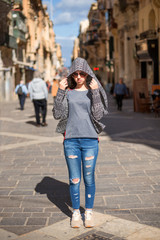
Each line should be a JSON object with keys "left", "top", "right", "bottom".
{"left": 112, "top": 0, "right": 139, "bottom": 94}
{"left": 0, "top": 0, "right": 18, "bottom": 101}
{"left": 0, "top": 0, "right": 62, "bottom": 102}
{"left": 136, "top": 0, "right": 160, "bottom": 92}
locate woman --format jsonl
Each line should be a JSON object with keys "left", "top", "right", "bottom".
{"left": 53, "top": 58, "right": 108, "bottom": 228}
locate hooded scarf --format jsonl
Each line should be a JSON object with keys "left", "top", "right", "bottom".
{"left": 53, "top": 57, "right": 108, "bottom": 134}
{"left": 67, "top": 57, "right": 108, "bottom": 115}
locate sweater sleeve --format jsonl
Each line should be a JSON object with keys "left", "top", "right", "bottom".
{"left": 91, "top": 89, "right": 104, "bottom": 120}
{"left": 52, "top": 88, "right": 66, "bottom": 120}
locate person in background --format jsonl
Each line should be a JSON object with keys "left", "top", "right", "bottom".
{"left": 15, "top": 80, "right": 28, "bottom": 110}
{"left": 105, "top": 81, "right": 112, "bottom": 94}
{"left": 53, "top": 57, "right": 108, "bottom": 228}
{"left": 51, "top": 78, "right": 59, "bottom": 102}
{"left": 46, "top": 80, "right": 51, "bottom": 93}
{"left": 113, "top": 78, "right": 128, "bottom": 111}
{"left": 28, "top": 71, "right": 48, "bottom": 127}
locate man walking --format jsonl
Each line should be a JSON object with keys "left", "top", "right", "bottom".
{"left": 15, "top": 80, "right": 28, "bottom": 110}
{"left": 28, "top": 71, "right": 48, "bottom": 127}
{"left": 114, "top": 78, "right": 128, "bottom": 111}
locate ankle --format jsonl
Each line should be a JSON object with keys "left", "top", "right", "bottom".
{"left": 85, "top": 209, "right": 92, "bottom": 212}
{"left": 73, "top": 209, "right": 80, "bottom": 213}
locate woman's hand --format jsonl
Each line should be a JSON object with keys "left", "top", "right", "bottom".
{"left": 59, "top": 78, "right": 68, "bottom": 90}
{"left": 89, "top": 78, "right": 99, "bottom": 90}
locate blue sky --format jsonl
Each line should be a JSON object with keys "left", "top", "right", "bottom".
{"left": 42, "top": 0, "right": 95, "bottom": 67}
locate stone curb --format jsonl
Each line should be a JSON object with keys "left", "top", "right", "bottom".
{"left": 1, "top": 211, "right": 160, "bottom": 240}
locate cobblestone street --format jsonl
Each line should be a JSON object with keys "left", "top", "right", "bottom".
{"left": 0, "top": 94, "right": 160, "bottom": 239}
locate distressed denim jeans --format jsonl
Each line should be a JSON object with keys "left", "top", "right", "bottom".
{"left": 64, "top": 138, "right": 99, "bottom": 209}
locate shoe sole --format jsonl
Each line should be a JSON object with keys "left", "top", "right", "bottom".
{"left": 85, "top": 225, "right": 94, "bottom": 228}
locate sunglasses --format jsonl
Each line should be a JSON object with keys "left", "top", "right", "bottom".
{"left": 72, "top": 72, "right": 86, "bottom": 77}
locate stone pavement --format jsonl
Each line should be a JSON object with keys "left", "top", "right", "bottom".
{"left": 0, "top": 94, "right": 160, "bottom": 240}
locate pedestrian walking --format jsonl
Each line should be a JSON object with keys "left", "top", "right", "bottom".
{"left": 51, "top": 78, "right": 59, "bottom": 102}
{"left": 15, "top": 80, "right": 28, "bottom": 110}
{"left": 52, "top": 57, "right": 108, "bottom": 228}
{"left": 114, "top": 78, "right": 128, "bottom": 111}
{"left": 28, "top": 71, "right": 48, "bottom": 127}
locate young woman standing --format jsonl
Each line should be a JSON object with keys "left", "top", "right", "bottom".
{"left": 53, "top": 58, "right": 108, "bottom": 228}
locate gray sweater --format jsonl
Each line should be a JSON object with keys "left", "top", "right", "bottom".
{"left": 28, "top": 78, "right": 48, "bottom": 101}
{"left": 53, "top": 57, "right": 108, "bottom": 134}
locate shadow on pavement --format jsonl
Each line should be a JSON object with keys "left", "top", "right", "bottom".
{"left": 28, "top": 115, "right": 36, "bottom": 118}
{"left": 100, "top": 97, "right": 160, "bottom": 151}
{"left": 35, "top": 176, "right": 84, "bottom": 217}
{"left": 26, "top": 120, "right": 38, "bottom": 127}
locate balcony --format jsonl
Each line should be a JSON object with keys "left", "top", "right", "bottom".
{"left": 12, "top": 11, "right": 27, "bottom": 42}
{"left": 85, "top": 30, "right": 99, "bottom": 45}
{"left": 13, "top": 29, "right": 26, "bottom": 42}
{"left": 140, "top": 30, "right": 157, "bottom": 40}
{"left": 118, "top": 0, "right": 139, "bottom": 12}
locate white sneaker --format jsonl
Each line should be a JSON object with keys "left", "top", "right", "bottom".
{"left": 71, "top": 210, "right": 82, "bottom": 228}
{"left": 84, "top": 210, "right": 94, "bottom": 228}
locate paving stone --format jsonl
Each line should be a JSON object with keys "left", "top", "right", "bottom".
{"left": 0, "top": 190, "right": 11, "bottom": 196}
{"left": 104, "top": 195, "right": 141, "bottom": 205}
{"left": 9, "top": 190, "right": 34, "bottom": 196}
{"left": 26, "top": 217, "right": 47, "bottom": 226}
{"left": 0, "top": 198, "right": 21, "bottom": 208}
{"left": 0, "top": 212, "right": 13, "bottom": 217}
{"left": 23, "top": 208, "right": 44, "bottom": 213}
{"left": 31, "top": 212, "right": 51, "bottom": 218}
{"left": 3, "top": 208, "right": 22, "bottom": 213}
{"left": 1, "top": 226, "right": 42, "bottom": 236}
{"left": 0, "top": 217, "right": 26, "bottom": 225}
{"left": 13, "top": 213, "right": 31, "bottom": 218}
{"left": 48, "top": 216, "right": 67, "bottom": 225}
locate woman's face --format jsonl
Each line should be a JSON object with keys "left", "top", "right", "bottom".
{"left": 72, "top": 71, "right": 88, "bottom": 86}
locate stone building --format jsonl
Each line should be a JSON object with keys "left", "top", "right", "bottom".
{"left": 78, "top": 19, "right": 89, "bottom": 60}
{"left": 0, "top": 0, "right": 62, "bottom": 102}
{"left": 86, "top": 1, "right": 107, "bottom": 82}
{"left": 135, "top": 0, "right": 160, "bottom": 92}
{"left": 112, "top": 0, "right": 139, "bottom": 94}
{"left": 76, "top": 1, "right": 108, "bottom": 84}
{"left": 0, "top": 0, "right": 13, "bottom": 101}
{"left": 112, "top": 0, "right": 160, "bottom": 94}
{"left": 72, "top": 38, "right": 80, "bottom": 61}
{"left": 0, "top": 0, "right": 28, "bottom": 101}
{"left": 23, "top": 0, "right": 60, "bottom": 83}
{"left": 12, "top": 0, "right": 28, "bottom": 86}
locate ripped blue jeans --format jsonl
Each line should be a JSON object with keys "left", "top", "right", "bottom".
{"left": 64, "top": 138, "right": 99, "bottom": 209}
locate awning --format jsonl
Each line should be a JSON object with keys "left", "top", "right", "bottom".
{"left": 136, "top": 51, "right": 152, "bottom": 62}
{"left": 25, "top": 66, "right": 36, "bottom": 71}
{"left": 135, "top": 38, "right": 158, "bottom": 62}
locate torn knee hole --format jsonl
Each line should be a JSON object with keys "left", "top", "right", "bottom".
{"left": 86, "top": 165, "right": 91, "bottom": 168}
{"left": 85, "top": 156, "right": 94, "bottom": 161}
{"left": 68, "top": 155, "right": 78, "bottom": 159}
{"left": 72, "top": 178, "right": 80, "bottom": 184}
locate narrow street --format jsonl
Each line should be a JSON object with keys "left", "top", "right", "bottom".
{"left": 0, "top": 94, "right": 160, "bottom": 240}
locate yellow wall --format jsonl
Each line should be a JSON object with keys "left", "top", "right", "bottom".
{"left": 139, "top": 0, "right": 160, "bottom": 32}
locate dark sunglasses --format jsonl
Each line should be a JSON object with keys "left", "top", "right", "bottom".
{"left": 72, "top": 72, "right": 86, "bottom": 77}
